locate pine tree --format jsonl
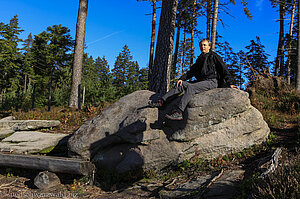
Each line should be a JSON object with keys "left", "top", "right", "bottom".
{"left": 31, "top": 25, "right": 74, "bottom": 108}
{"left": 95, "top": 56, "right": 116, "bottom": 102}
{"left": 149, "top": 0, "right": 178, "bottom": 94}
{"left": 0, "top": 15, "right": 23, "bottom": 92}
{"left": 69, "top": 0, "right": 88, "bottom": 109}
{"left": 22, "top": 33, "right": 34, "bottom": 93}
{"left": 0, "top": 15, "right": 23, "bottom": 109}
{"left": 112, "top": 45, "right": 139, "bottom": 98}
{"left": 217, "top": 41, "right": 244, "bottom": 87}
{"left": 242, "top": 37, "right": 270, "bottom": 81}
{"left": 137, "top": 0, "right": 160, "bottom": 82}
{"left": 139, "top": 67, "right": 149, "bottom": 90}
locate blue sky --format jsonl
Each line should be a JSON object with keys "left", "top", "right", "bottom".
{"left": 1, "top": 0, "right": 279, "bottom": 69}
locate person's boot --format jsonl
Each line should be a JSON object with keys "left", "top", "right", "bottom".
{"left": 149, "top": 99, "right": 164, "bottom": 108}
{"left": 165, "top": 108, "right": 183, "bottom": 120}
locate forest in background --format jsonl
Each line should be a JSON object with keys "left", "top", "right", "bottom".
{"left": 0, "top": 1, "right": 300, "bottom": 198}
{"left": 0, "top": 0, "right": 299, "bottom": 112}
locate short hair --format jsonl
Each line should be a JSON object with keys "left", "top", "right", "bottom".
{"left": 200, "top": 39, "right": 211, "bottom": 46}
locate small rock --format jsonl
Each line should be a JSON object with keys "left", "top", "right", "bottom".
{"left": 204, "top": 169, "right": 245, "bottom": 199}
{"left": 34, "top": 171, "right": 60, "bottom": 190}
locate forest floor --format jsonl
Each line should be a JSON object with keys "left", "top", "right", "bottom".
{"left": 0, "top": 106, "right": 299, "bottom": 198}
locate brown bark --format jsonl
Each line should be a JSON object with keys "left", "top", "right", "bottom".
{"left": 297, "top": 0, "right": 300, "bottom": 90}
{"left": 206, "top": 0, "right": 212, "bottom": 40}
{"left": 148, "top": 0, "right": 157, "bottom": 84}
{"left": 24, "top": 73, "right": 27, "bottom": 93}
{"left": 181, "top": 31, "right": 187, "bottom": 75}
{"left": 190, "top": 0, "right": 197, "bottom": 65}
{"left": 173, "top": 25, "right": 181, "bottom": 75}
{"left": 287, "top": 3, "right": 295, "bottom": 85}
{"left": 149, "top": 0, "right": 178, "bottom": 94}
{"left": 275, "top": 2, "right": 285, "bottom": 76}
{"left": 69, "top": 0, "right": 88, "bottom": 109}
{"left": 211, "top": 0, "right": 219, "bottom": 51}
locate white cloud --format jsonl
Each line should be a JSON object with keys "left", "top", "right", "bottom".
{"left": 256, "top": 0, "right": 264, "bottom": 11}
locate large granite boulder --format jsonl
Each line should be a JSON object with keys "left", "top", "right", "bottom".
{"left": 68, "top": 89, "right": 270, "bottom": 173}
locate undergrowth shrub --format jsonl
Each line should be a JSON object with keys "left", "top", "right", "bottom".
{"left": 247, "top": 74, "right": 300, "bottom": 115}
{"left": 252, "top": 159, "right": 300, "bottom": 199}
{"left": 10, "top": 105, "right": 104, "bottom": 131}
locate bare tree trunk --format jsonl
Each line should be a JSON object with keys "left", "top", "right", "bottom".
{"left": 190, "top": 0, "right": 197, "bottom": 65}
{"left": 24, "top": 73, "right": 27, "bottom": 93}
{"left": 69, "top": 0, "right": 88, "bottom": 109}
{"left": 207, "top": 0, "right": 212, "bottom": 40}
{"left": 82, "top": 86, "right": 85, "bottom": 108}
{"left": 287, "top": 2, "right": 295, "bottom": 85}
{"left": 28, "top": 77, "right": 31, "bottom": 92}
{"left": 182, "top": 31, "right": 187, "bottom": 74}
{"left": 48, "top": 68, "right": 53, "bottom": 112}
{"left": 178, "top": 31, "right": 186, "bottom": 77}
{"left": 211, "top": 0, "right": 219, "bottom": 51}
{"left": 173, "top": 25, "right": 181, "bottom": 74}
{"left": 279, "top": 3, "right": 285, "bottom": 76}
{"left": 148, "top": 0, "right": 157, "bottom": 85}
{"left": 297, "top": 0, "right": 300, "bottom": 90}
{"left": 149, "top": 0, "right": 178, "bottom": 94}
{"left": 275, "top": 3, "right": 285, "bottom": 76}
{"left": 31, "top": 83, "right": 36, "bottom": 110}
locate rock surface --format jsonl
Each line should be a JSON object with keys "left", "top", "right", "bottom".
{"left": 0, "top": 116, "right": 66, "bottom": 154}
{"left": 159, "top": 169, "right": 245, "bottom": 199}
{"left": 0, "top": 131, "right": 68, "bottom": 153}
{"left": 68, "top": 89, "right": 270, "bottom": 173}
{"left": 34, "top": 171, "right": 61, "bottom": 190}
{"left": 0, "top": 120, "right": 60, "bottom": 131}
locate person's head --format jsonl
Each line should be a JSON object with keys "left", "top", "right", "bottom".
{"left": 199, "top": 39, "right": 211, "bottom": 54}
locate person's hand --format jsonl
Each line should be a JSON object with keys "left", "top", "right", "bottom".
{"left": 230, "top": 85, "right": 239, "bottom": 89}
{"left": 176, "top": 80, "right": 183, "bottom": 88}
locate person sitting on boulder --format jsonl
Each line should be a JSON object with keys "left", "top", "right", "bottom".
{"left": 149, "top": 38, "right": 239, "bottom": 120}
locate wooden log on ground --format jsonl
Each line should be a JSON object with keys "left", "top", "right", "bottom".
{"left": 0, "top": 153, "right": 95, "bottom": 176}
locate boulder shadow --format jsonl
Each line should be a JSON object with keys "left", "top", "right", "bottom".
{"left": 86, "top": 92, "right": 189, "bottom": 191}
{"left": 148, "top": 93, "right": 189, "bottom": 140}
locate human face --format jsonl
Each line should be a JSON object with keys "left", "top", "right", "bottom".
{"left": 200, "top": 40, "right": 211, "bottom": 54}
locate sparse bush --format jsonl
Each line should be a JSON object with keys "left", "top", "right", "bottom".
{"left": 252, "top": 160, "right": 300, "bottom": 199}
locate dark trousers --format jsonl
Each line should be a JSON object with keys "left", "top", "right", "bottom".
{"left": 162, "top": 79, "right": 218, "bottom": 111}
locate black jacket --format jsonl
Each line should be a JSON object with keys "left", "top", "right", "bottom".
{"left": 179, "top": 51, "right": 233, "bottom": 87}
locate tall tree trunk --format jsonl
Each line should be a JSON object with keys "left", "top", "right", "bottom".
{"left": 24, "top": 73, "right": 27, "bottom": 93}
{"left": 190, "top": 0, "right": 197, "bottom": 65}
{"left": 275, "top": 2, "right": 285, "bottom": 76}
{"left": 173, "top": 25, "right": 181, "bottom": 74}
{"left": 31, "top": 83, "right": 36, "bottom": 110}
{"left": 69, "top": 0, "right": 88, "bottom": 109}
{"left": 148, "top": 0, "right": 157, "bottom": 85}
{"left": 211, "top": 0, "right": 219, "bottom": 51}
{"left": 28, "top": 77, "right": 31, "bottom": 92}
{"left": 287, "top": 2, "right": 295, "bottom": 85}
{"left": 279, "top": 3, "right": 285, "bottom": 76}
{"left": 178, "top": 31, "right": 186, "bottom": 77}
{"left": 182, "top": 31, "right": 187, "bottom": 75}
{"left": 48, "top": 68, "right": 53, "bottom": 112}
{"left": 149, "top": 0, "right": 178, "bottom": 94}
{"left": 206, "top": 0, "right": 212, "bottom": 40}
{"left": 297, "top": 0, "right": 300, "bottom": 90}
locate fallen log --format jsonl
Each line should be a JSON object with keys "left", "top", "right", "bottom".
{"left": 0, "top": 153, "right": 95, "bottom": 176}
{"left": 259, "top": 148, "right": 282, "bottom": 178}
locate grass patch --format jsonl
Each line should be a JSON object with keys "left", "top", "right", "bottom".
{"left": 38, "top": 146, "right": 56, "bottom": 154}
